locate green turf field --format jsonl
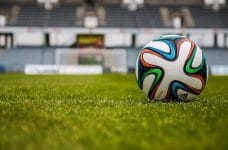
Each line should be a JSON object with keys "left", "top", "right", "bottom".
{"left": 0, "top": 74, "right": 227, "bottom": 150}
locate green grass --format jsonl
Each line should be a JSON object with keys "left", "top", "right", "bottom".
{"left": 0, "top": 74, "right": 227, "bottom": 150}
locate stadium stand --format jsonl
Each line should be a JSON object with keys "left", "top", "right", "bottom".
{"left": 4, "top": 5, "right": 227, "bottom": 28}
{"left": 0, "top": 3, "right": 11, "bottom": 26}
{"left": 105, "top": 5, "right": 135, "bottom": 27}
{"left": 17, "top": 5, "right": 77, "bottom": 27}
{"left": 1, "top": 3, "right": 227, "bottom": 28}
{"left": 0, "top": 0, "right": 228, "bottom": 73}
{"left": 190, "top": 6, "right": 227, "bottom": 28}
{"left": 105, "top": 5, "right": 162, "bottom": 27}
{"left": 135, "top": 6, "right": 163, "bottom": 27}
{"left": 220, "top": 8, "right": 228, "bottom": 27}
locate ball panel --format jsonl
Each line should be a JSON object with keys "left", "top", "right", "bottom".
{"left": 142, "top": 74, "right": 155, "bottom": 96}
{"left": 144, "top": 40, "right": 176, "bottom": 60}
{"left": 141, "top": 68, "right": 164, "bottom": 98}
{"left": 179, "top": 74, "right": 203, "bottom": 91}
{"left": 142, "top": 51, "right": 167, "bottom": 68}
{"left": 192, "top": 46, "right": 203, "bottom": 68}
{"left": 153, "top": 35, "right": 185, "bottom": 41}
{"left": 176, "top": 89, "right": 197, "bottom": 101}
{"left": 184, "top": 46, "right": 205, "bottom": 74}
{"left": 135, "top": 54, "right": 139, "bottom": 81}
{"left": 170, "top": 81, "right": 198, "bottom": 101}
{"left": 144, "top": 41, "right": 170, "bottom": 53}
{"left": 178, "top": 40, "right": 192, "bottom": 60}
{"left": 154, "top": 77, "right": 171, "bottom": 100}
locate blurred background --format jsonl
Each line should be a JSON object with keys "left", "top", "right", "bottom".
{"left": 0, "top": 0, "right": 227, "bottom": 75}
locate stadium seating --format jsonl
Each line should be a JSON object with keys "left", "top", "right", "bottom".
{"left": 17, "top": 5, "right": 77, "bottom": 27}
{"left": 104, "top": 5, "right": 228, "bottom": 28}
{"left": 2, "top": 4, "right": 227, "bottom": 28}
{"left": 104, "top": 5, "right": 136, "bottom": 27}
{"left": 220, "top": 8, "right": 228, "bottom": 27}
{"left": 190, "top": 6, "right": 228, "bottom": 28}
{"left": 104, "top": 5, "right": 163, "bottom": 27}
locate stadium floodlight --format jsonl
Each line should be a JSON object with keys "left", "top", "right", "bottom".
{"left": 37, "top": 0, "right": 59, "bottom": 10}
{"left": 0, "top": 15, "right": 6, "bottom": 27}
{"left": 122, "top": 0, "right": 144, "bottom": 11}
{"left": 204, "top": 0, "right": 226, "bottom": 11}
{"left": 128, "top": 2, "right": 137, "bottom": 11}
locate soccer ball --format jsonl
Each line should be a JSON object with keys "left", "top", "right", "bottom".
{"left": 136, "top": 35, "right": 208, "bottom": 102}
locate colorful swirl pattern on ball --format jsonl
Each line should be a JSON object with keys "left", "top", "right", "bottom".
{"left": 137, "top": 36, "right": 207, "bottom": 101}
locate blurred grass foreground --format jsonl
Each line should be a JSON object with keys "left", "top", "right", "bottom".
{"left": 0, "top": 74, "right": 228, "bottom": 150}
